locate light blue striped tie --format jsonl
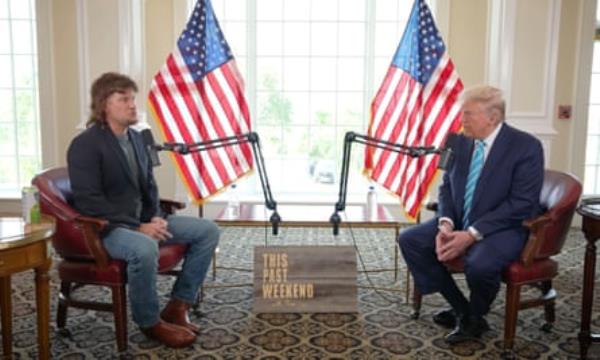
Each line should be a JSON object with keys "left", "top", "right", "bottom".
{"left": 462, "top": 140, "right": 485, "bottom": 228}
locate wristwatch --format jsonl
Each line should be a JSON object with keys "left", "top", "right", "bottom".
{"left": 467, "top": 226, "right": 483, "bottom": 241}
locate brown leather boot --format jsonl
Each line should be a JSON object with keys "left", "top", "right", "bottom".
{"left": 160, "top": 298, "right": 200, "bottom": 334}
{"left": 140, "top": 320, "right": 196, "bottom": 348}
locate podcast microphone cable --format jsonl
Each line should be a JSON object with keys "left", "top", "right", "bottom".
{"left": 338, "top": 211, "right": 406, "bottom": 306}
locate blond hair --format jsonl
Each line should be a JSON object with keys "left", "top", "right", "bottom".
{"left": 460, "top": 85, "right": 505, "bottom": 123}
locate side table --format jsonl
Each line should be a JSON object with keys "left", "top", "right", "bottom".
{"left": 577, "top": 198, "right": 600, "bottom": 359}
{"left": 0, "top": 216, "right": 55, "bottom": 360}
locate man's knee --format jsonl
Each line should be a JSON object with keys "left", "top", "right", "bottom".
{"left": 398, "top": 222, "right": 436, "bottom": 252}
{"left": 130, "top": 241, "right": 159, "bottom": 269}
{"left": 397, "top": 230, "right": 414, "bottom": 251}
{"left": 189, "top": 218, "right": 220, "bottom": 248}
{"left": 464, "top": 262, "right": 500, "bottom": 286}
{"left": 203, "top": 220, "right": 220, "bottom": 247}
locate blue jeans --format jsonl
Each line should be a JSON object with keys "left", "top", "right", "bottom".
{"left": 102, "top": 215, "right": 219, "bottom": 328}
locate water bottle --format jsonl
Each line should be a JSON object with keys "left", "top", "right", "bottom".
{"left": 366, "top": 185, "right": 377, "bottom": 221}
{"left": 22, "top": 186, "right": 40, "bottom": 224}
{"left": 227, "top": 183, "right": 240, "bottom": 218}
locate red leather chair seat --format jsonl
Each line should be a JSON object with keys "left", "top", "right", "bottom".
{"left": 503, "top": 259, "right": 557, "bottom": 285}
{"left": 58, "top": 244, "right": 188, "bottom": 285}
{"left": 59, "top": 261, "right": 125, "bottom": 285}
{"left": 158, "top": 244, "right": 187, "bottom": 269}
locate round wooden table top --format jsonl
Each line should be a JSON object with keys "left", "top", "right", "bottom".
{"left": 0, "top": 215, "right": 55, "bottom": 250}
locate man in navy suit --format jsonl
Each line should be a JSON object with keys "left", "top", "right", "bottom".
{"left": 67, "top": 72, "right": 219, "bottom": 348}
{"left": 399, "top": 85, "right": 544, "bottom": 344}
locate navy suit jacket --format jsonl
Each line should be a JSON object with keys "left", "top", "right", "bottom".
{"left": 67, "top": 124, "right": 161, "bottom": 235}
{"left": 437, "top": 123, "right": 544, "bottom": 240}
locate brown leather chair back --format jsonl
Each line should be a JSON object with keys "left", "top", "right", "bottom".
{"left": 534, "top": 169, "right": 582, "bottom": 260}
{"left": 32, "top": 167, "right": 94, "bottom": 261}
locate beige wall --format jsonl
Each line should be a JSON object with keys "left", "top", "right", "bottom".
{"left": 447, "top": 0, "right": 585, "bottom": 174}
{"left": 447, "top": 0, "right": 488, "bottom": 87}
{"left": 51, "top": 0, "right": 80, "bottom": 166}
{"left": 511, "top": 0, "right": 551, "bottom": 114}
{"left": 553, "top": 0, "right": 583, "bottom": 174}
{"left": 144, "top": 0, "right": 178, "bottom": 199}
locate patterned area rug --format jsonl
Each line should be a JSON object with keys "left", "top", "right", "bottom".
{"left": 2, "top": 225, "right": 598, "bottom": 359}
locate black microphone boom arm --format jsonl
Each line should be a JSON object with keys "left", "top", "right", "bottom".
{"left": 157, "top": 132, "right": 281, "bottom": 235}
{"left": 330, "top": 131, "right": 441, "bottom": 235}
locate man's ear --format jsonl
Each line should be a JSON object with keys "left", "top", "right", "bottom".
{"left": 488, "top": 110, "right": 499, "bottom": 125}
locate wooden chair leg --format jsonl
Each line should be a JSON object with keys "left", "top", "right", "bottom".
{"left": 56, "top": 282, "right": 71, "bottom": 329}
{"left": 1, "top": 276, "right": 12, "bottom": 358}
{"left": 111, "top": 285, "right": 128, "bottom": 352}
{"left": 411, "top": 287, "right": 423, "bottom": 319}
{"left": 212, "top": 248, "right": 217, "bottom": 281}
{"left": 503, "top": 283, "right": 521, "bottom": 357}
{"left": 541, "top": 280, "right": 555, "bottom": 331}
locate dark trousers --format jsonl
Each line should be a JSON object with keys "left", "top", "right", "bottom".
{"left": 398, "top": 218, "right": 525, "bottom": 317}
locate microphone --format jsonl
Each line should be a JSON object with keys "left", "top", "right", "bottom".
{"left": 330, "top": 212, "right": 341, "bottom": 236}
{"left": 437, "top": 133, "right": 459, "bottom": 171}
{"left": 141, "top": 129, "right": 161, "bottom": 167}
{"left": 270, "top": 212, "right": 281, "bottom": 235}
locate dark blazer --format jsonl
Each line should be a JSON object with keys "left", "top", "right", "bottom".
{"left": 437, "top": 123, "right": 544, "bottom": 239}
{"left": 67, "top": 124, "right": 160, "bottom": 235}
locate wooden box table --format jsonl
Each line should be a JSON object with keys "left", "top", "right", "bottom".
{"left": 214, "top": 203, "right": 409, "bottom": 298}
{"left": 0, "top": 216, "right": 55, "bottom": 360}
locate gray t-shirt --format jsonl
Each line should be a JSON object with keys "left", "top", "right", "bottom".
{"left": 116, "top": 133, "right": 142, "bottom": 219}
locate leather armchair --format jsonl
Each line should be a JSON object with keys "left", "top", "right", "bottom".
{"left": 410, "top": 169, "right": 582, "bottom": 359}
{"left": 32, "top": 167, "right": 188, "bottom": 352}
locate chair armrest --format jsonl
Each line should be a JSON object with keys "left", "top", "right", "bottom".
{"left": 160, "top": 199, "right": 186, "bottom": 216}
{"left": 519, "top": 215, "right": 552, "bottom": 266}
{"left": 74, "top": 216, "right": 111, "bottom": 268}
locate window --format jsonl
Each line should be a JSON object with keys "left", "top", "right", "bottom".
{"left": 586, "top": 5, "right": 600, "bottom": 195}
{"left": 205, "top": 0, "right": 431, "bottom": 202}
{"left": 0, "top": 0, "right": 40, "bottom": 198}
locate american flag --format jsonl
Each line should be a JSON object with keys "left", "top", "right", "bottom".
{"left": 364, "top": 0, "right": 463, "bottom": 219}
{"left": 148, "top": 0, "right": 253, "bottom": 203}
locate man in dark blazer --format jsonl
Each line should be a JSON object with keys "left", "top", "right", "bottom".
{"left": 399, "top": 85, "right": 544, "bottom": 344}
{"left": 67, "top": 72, "right": 219, "bottom": 348}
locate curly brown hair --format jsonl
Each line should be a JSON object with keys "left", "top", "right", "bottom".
{"left": 86, "top": 72, "right": 138, "bottom": 127}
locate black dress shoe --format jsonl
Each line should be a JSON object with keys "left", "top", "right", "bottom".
{"left": 433, "top": 309, "right": 456, "bottom": 328}
{"left": 444, "top": 315, "right": 490, "bottom": 344}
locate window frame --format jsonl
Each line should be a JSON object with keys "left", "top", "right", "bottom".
{"left": 0, "top": 0, "right": 45, "bottom": 199}
{"left": 185, "top": 0, "right": 442, "bottom": 204}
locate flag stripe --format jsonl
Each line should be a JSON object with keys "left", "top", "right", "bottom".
{"left": 151, "top": 71, "right": 219, "bottom": 195}
{"left": 205, "top": 70, "right": 253, "bottom": 174}
{"left": 398, "top": 70, "right": 462, "bottom": 206}
{"left": 371, "top": 78, "right": 420, "bottom": 182}
{"left": 370, "top": 75, "right": 414, "bottom": 178}
{"left": 149, "top": 91, "right": 203, "bottom": 199}
{"left": 155, "top": 65, "right": 225, "bottom": 192}
{"left": 398, "top": 59, "right": 462, "bottom": 199}
{"left": 169, "top": 50, "right": 249, "bottom": 185}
